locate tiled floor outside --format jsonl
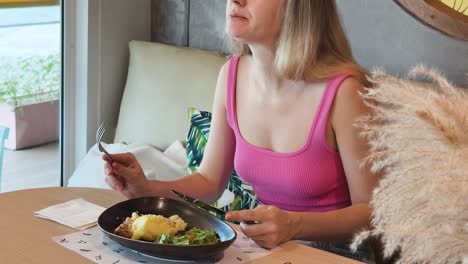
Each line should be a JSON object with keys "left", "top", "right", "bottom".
{"left": 2, "top": 142, "right": 60, "bottom": 193}
{"left": 0, "top": 6, "right": 61, "bottom": 193}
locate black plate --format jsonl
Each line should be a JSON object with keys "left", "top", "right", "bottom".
{"left": 97, "top": 197, "right": 236, "bottom": 261}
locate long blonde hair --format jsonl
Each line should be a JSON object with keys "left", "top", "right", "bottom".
{"left": 228, "top": 0, "right": 368, "bottom": 84}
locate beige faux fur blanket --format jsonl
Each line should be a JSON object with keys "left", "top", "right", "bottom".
{"left": 351, "top": 66, "right": 468, "bottom": 264}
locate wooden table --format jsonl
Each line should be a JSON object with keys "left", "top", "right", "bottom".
{"left": 0, "top": 187, "right": 361, "bottom": 264}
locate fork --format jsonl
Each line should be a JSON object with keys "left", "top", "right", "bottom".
{"left": 96, "top": 122, "right": 113, "bottom": 163}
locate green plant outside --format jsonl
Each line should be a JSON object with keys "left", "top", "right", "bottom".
{"left": 0, "top": 54, "right": 60, "bottom": 107}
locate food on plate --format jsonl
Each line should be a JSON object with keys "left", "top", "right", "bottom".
{"left": 114, "top": 212, "right": 219, "bottom": 245}
{"left": 114, "top": 212, "right": 139, "bottom": 238}
{"left": 115, "top": 212, "right": 187, "bottom": 241}
{"left": 154, "top": 227, "right": 219, "bottom": 245}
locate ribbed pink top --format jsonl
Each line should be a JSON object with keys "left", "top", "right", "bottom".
{"left": 226, "top": 56, "right": 352, "bottom": 212}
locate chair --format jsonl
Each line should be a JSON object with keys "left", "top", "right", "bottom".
{"left": 0, "top": 126, "right": 9, "bottom": 192}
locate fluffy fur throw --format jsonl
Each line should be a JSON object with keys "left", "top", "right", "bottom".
{"left": 350, "top": 66, "right": 468, "bottom": 264}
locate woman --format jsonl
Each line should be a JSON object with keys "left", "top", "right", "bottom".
{"left": 104, "top": 0, "right": 378, "bottom": 261}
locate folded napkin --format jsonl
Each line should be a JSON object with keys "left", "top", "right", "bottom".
{"left": 35, "top": 198, "right": 106, "bottom": 230}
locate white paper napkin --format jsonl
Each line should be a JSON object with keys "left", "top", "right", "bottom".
{"left": 35, "top": 198, "right": 106, "bottom": 230}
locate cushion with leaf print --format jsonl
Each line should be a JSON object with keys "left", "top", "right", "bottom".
{"left": 186, "top": 108, "right": 260, "bottom": 218}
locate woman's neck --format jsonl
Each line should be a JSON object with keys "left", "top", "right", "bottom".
{"left": 249, "top": 44, "right": 304, "bottom": 95}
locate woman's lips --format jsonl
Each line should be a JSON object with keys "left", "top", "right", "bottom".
{"left": 230, "top": 14, "right": 248, "bottom": 22}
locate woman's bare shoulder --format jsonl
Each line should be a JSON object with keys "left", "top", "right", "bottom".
{"left": 335, "top": 76, "right": 366, "bottom": 105}
{"left": 332, "top": 76, "right": 369, "bottom": 125}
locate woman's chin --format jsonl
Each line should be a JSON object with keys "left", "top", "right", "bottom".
{"left": 227, "top": 26, "right": 249, "bottom": 39}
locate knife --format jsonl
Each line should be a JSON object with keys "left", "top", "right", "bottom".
{"left": 170, "top": 189, "right": 227, "bottom": 216}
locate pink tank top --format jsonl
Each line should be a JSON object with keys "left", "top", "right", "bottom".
{"left": 226, "top": 56, "right": 352, "bottom": 212}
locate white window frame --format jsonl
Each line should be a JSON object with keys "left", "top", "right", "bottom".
{"left": 62, "top": 0, "right": 101, "bottom": 185}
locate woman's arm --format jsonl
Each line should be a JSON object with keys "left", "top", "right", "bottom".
{"left": 289, "top": 203, "right": 371, "bottom": 242}
{"left": 105, "top": 61, "right": 236, "bottom": 203}
{"left": 227, "top": 203, "right": 370, "bottom": 248}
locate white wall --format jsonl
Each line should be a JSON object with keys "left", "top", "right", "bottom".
{"left": 63, "top": 0, "right": 151, "bottom": 184}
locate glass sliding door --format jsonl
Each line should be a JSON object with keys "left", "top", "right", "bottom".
{"left": 0, "top": 0, "right": 61, "bottom": 192}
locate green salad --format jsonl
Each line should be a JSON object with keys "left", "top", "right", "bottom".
{"left": 154, "top": 228, "right": 220, "bottom": 245}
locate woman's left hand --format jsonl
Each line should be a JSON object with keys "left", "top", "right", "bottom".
{"left": 225, "top": 205, "right": 297, "bottom": 249}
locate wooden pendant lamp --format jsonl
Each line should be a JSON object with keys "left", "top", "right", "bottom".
{"left": 394, "top": 0, "right": 468, "bottom": 41}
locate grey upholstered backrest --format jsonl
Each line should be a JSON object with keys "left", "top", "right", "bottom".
{"left": 151, "top": 0, "right": 467, "bottom": 86}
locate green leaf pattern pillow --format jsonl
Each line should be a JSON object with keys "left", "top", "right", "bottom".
{"left": 186, "top": 108, "right": 260, "bottom": 215}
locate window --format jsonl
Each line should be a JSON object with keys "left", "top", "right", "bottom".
{"left": 0, "top": 1, "right": 62, "bottom": 192}
{"left": 0, "top": 0, "right": 59, "bottom": 8}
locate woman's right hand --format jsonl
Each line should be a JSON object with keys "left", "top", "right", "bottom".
{"left": 102, "top": 153, "right": 149, "bottom": 199}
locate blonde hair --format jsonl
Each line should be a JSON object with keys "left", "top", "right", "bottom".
{"left": 228, "top": 0, "right": 368, "bottom": 84}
